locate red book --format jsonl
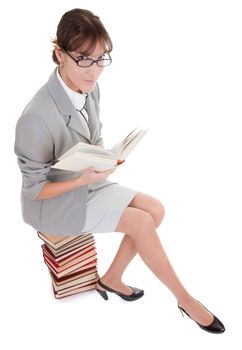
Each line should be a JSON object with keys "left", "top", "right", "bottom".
{"left": 42, "top": 243, "right": 95, "bottom": 265}
{"left": 44, "top": 253, "right": 97, "bottom": 278}
{"left": 43, "top": 246, "right": 96, "bottom": 267}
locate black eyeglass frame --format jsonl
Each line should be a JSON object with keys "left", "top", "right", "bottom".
{"left": 61, "top": 47, "right": 112, "bottom": 68}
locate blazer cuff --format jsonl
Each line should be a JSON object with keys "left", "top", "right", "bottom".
{"left": 23, "top": 180, "right": 50, "bottom": 201}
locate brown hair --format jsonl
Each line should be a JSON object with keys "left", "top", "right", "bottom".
{"left": 51, "top": 8, "right": 113, "bottom": 65}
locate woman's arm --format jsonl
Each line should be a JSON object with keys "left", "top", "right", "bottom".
{"left": 15, "top": 114, "right": 54, "bottom": 201}
{"left": 36, "top": 166, "right": 116, "bottom": 200}
{"left": 36, "top": 176, "right": 84, "bottom": 200}
{"left": 15, "top": 113, "right": 114, "bottom": 201}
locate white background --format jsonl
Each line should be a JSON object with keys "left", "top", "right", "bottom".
{"left": 1, "top": 0, "right": 241, "bottom": 348}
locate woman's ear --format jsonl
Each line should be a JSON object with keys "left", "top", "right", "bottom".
{"left": 54, "top": 45, "right": 64, "bottom": 65}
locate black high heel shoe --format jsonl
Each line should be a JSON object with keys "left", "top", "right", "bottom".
{"left": 96, "top": 279, "right": 144, "bottom": 301}
{"left": 178, "top": 302, "right": 225, "bottom": 334}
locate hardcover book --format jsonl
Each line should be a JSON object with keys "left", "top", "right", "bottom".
{"left": 51, "top": 127, "right": 148, "bottom": 172}
{"left": 38, "top": 232, "right": 98, "bottom": 298}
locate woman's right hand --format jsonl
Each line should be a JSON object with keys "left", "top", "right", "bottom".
{"left": 77, "top": 166, "right": 116, "bottom": 186}
{"left": 36, "top": 167, "right": 116, "bottom": 200}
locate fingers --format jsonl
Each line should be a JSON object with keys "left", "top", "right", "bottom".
{"left": 117, "top": 159, "right": 125, "bottom": 165}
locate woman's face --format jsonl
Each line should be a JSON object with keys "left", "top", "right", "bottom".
{"left": 55, "top": 41, "right": 105, "bottom": 93}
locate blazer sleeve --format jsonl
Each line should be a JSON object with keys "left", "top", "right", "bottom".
{"left": 14, "top": 113, "right": 54, "bottom": 201}
{"left": 95, "top": 83, "right": 104, "bottom": 146}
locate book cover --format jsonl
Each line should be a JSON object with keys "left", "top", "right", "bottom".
{"left": 53, "top": 282, "right": 96, "bottom": 299}
{"left": 44, "top": 236, "right": 94, "bottom": 258}
{"left": 44, "top": 254, "right": 97, "bottom": 278}
{"left": 37, "top": 231, "right": 92, "bottom": 250}
{"left": 43, "top": 244, "right": 95, "bottom": 266}
{"left": 43, "top": 246, "right": 96, "bottom": 268}
{"left": 42, "top": 241, "right": 95, "bottom": 264}
{"left": 52, "top": 273, "right": 98, "bottom": 292}
{"left": 49, "top": 266, "right": 97, "bottom": 285}
{"left": 49, "top": 263, "right": 97, "bottom": 282}
{"left": 37, "top": 231, "right": 77, "bottom": 248}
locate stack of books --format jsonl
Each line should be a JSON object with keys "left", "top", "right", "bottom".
{"left": 37, "top": 231, "right": 98, "bottom": 299}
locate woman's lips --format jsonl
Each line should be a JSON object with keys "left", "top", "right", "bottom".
{"left": 85, "top": 80, "right": 95, "bottom": 84}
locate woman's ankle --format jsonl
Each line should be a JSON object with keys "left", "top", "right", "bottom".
{"left": 100, "top": 273, "right": 123, "bottom": 287}
{"left": 177, "top": 293, "right": 194, "bottom": 308}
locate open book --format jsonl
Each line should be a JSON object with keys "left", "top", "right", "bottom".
{"left": 52, "top": 128, "right": 148, "bottom": 172}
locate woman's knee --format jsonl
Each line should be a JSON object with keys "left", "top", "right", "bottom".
{"left": 129, "top": 192, "right": 165, "bottom": 228}
{"left": 153, "top": 200, "right": 165, "bottom": 228}
{"left": 114, "top": 207, "right": 154, "bottom": 236}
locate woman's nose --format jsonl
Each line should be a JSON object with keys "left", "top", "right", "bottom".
{"left": 87, "top": 63, "right": 104, "bottom": 78}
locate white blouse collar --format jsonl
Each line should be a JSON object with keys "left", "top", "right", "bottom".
{"left": 56, "top": 68, "right": 87, "bottom": 111}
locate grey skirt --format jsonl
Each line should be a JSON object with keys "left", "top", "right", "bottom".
{"left": 81, "top": 180, "right": 138, "bottom": 234}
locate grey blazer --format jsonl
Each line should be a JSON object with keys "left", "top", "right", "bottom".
{"left": 14, "top": 67, "right": 104, "bottom": 236}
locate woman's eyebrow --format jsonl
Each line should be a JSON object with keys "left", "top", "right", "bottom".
{"left": 76, "top": 51, "right": 107, "bottom": 58}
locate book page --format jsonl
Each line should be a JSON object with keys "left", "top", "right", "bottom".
{"left": 121, "top": 129, "right": 148, "bottom": 159}
{"left": 51, "top": 128, "right": 148, "bottom": 172}
{"left": 110, "top": 128, "right": 148, "bottom": 159}
{"left": 58, "top": 142, "right": 115, "bottom": 161}
{"left": 52, "top": 152, "right": 117, "bottom": 172}
{"left": 109, "top": 128, "right": 138, "bottom": 157}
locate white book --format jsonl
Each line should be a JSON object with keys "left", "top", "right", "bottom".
{"left": 51, "top": 128, "right": 148, "bottom": 172}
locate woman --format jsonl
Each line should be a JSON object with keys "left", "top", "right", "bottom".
{"left": 14, "top": 8, "right": 225, "bottom": 333}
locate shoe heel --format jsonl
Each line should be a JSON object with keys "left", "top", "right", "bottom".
{"left": 178, "top": 304, "right": 185, "bottom": 317}
{"left": 96, "top": 288, "right": 108, "bottom": 300}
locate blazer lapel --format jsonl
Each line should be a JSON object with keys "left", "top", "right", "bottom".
{"left": 47, "top": 68, "right": 91, "bottom": 142}
{"left": 67, "top": 110, "right": 91, "bottom": 140}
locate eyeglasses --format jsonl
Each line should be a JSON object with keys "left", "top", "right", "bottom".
{"left": 61, "top": 48, "right": 112, "bottom": 68}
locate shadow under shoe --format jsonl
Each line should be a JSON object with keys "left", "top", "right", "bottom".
{"left": 96, "top": 279, "right": 144, "bottom": 301}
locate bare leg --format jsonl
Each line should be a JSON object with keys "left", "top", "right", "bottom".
{"left": 99, "top": 234, "right": 138, "bottom": 294}
{"left": 102, "top": 206, "right": 213, "bottom": 326}
{"left": 99, "top": 193, "right": 165, "bottom": 294}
